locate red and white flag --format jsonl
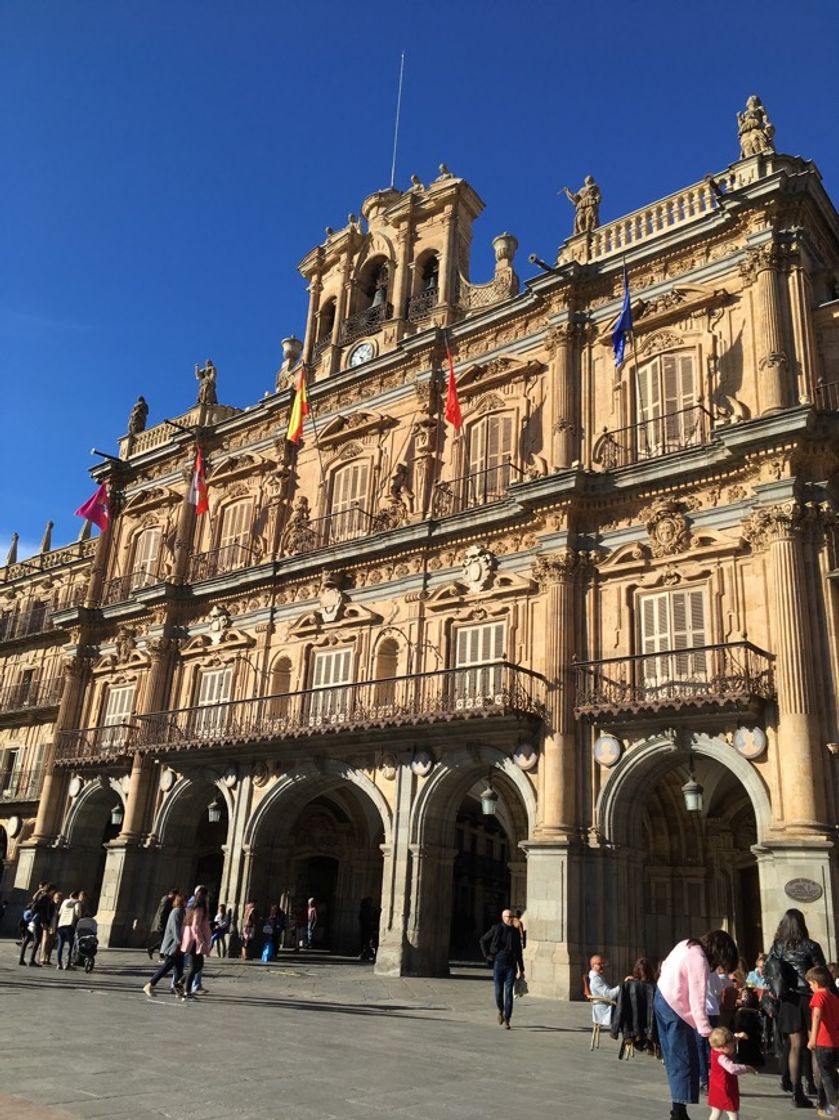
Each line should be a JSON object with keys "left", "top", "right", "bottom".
{"left": 74, "top": 483, "right": 110, "bottom": 532}
{"left": 444, "top": 342, "right": 462, "bottom": 431}
{"left": 189, "top": 447, "right": 209, "bottom": 515}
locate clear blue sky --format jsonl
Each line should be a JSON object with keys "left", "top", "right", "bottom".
{"left": 3, "top": 0, "right": 838, "bottom": 557}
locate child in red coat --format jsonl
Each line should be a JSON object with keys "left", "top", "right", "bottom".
{"left": 707, "top": 1025, "right": 757, "bottom": 1120}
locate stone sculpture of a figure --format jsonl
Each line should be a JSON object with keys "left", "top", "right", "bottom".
{"left": 195, "top": 358, "right": 218, "bottom": 406}
{"left": 562, "top": 176, "right": 601, "bottom": 235}
{"left": 738, "top": 95, "right": 775, "bottom": 158}
{"left": 127, "top": 395, "right": 149, "bottom": 435}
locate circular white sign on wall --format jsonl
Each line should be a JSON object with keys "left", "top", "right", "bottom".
{"left": 593, "top": 734, "right": 622, "bottom": 768}
{"left": 411, "top": 751, "right": 434, "bottom": 777}
{"left": 68, "top": 776, "right": 83, "bottom": 799}
{"left": 159, "top": 768, "right": 176, "bottom": 793}
{"left": 7, "top": 814, "right": 22, "bottom": 838}
{"left": 513, "top": 742, "right": 538, "bottom": 771}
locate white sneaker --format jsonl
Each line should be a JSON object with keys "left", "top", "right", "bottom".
{"left": 142, "top": 982, "right": 155, "bottom": 998}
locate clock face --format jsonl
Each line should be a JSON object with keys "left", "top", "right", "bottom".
{"left": 348, "top": 341, "right": 375, "bottom": 367}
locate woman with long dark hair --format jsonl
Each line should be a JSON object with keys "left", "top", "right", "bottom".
{"left": 179, "top": 889, "right": 213, "bottom": 1001}
{"left": 654, "top": 929, "right": 739, "bottom": 1120}
{"left": 766, "top": 908, "right": 825, "bottom": 1108}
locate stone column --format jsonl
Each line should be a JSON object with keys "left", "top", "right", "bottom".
{"left": 747, "top": 503, "right": 828, "bottom": 831}
{"left": 374, "top": 756, "right": 413, "bottom": 976}
{"left": 438, "top": 204, "right": 458, "bottom": 312}
{"left": 301, "top": 272, "right": 322, "bottom": 366}
{"left": 404, "top": 842, "right": 458, "bottom": 975}
{"left": 391, "top": 218, "right": 414, "bottom": 338}
{"left": 547, "top": 323, "right": 580, "bottom": 469}
{"left": 30, "top": 656, "right": 90, "bottom": 845}
{"left": 532, "top": 550, "right": 579, "bottom": 836}
{"left": 742, "top": 243, "right": 788, "bottom": 414}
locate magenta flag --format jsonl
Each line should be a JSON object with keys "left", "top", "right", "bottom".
{"left": 74, "top": 483, "right": 110, "bottom": 532}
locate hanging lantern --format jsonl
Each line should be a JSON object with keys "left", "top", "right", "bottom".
{"left": 480, "top": 776, "right": 499, "bottom": 818}
{"left": 110, "top": 802, "right": 124, "bottom": 827}
{"left": 207, "top": 797, "right": 222, "bottom": 824}
{"left": 681, "top": 772, "right": 704, "bottom": 813}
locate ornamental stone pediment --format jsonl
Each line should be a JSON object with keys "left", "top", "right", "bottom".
{"left": 318, "top": 411, "right": 397, "bottom": 447}
{"left": 456, "top": 356, "right": 544, "bottom": 399}
{"left": 288, "top": 600, "right": 382, "bottom": 638}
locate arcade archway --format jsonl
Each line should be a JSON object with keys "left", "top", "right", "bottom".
{"left": 63, "top": 780, "right": 124, "bottom": 910}
{"left": 152, "top": 776, "right": 231, "bottom": 910}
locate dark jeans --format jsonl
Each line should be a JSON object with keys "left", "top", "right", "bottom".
{"left": 56, "top": 926, "right": 75, "bottom": 967}
{"left": 18, "top": 927, "right": 39, "bottom": 965}
{"left": 184, "top": 951, "right": 204, "bottom": 994}
{"left": 493, "top": 961, "right": 517, "bottom": 1022}
{"left": 655, "top": 987, "right": 700, "bottom": 1105}
{"left": 150, "top": 950, "right": 184, "bottom": 988}
{"left": 696, "top": 1013, "right": 720, "bottom": 1086}
{"left": 814, "top": 1045, "right": 839, "bottom": 1108}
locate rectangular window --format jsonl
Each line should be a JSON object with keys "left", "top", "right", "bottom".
{"left": 131, "top": 529, "right": 161, "bottom": 590}
{"left": 329, "top": 464, "right": 369, "bottom": 543}
{"left": 639, "top": 589, "right": 707, "bottom": 696}
{"left": 0, "top": 749, "right": 18, "bottom": 797}
{"left": 466, "top": 415, "right": 514, "bottom": 506}
{"left": 193, "top": 667, "right": 233, "bottom": 737}
{"left": 218, "top": 502, "right": 252, "bottom": 571}
{"left": 16, "top": 667, "right": 37, "bottom": 707}
{"left": 454, "top": 621, "right": 505, "bottom": 707}
{"left": 308, "top": 647, "right": 353, "bottom": 724}
{"left": 100, "top": 684, "right": 135, "bottom": 748}
{"left": 636, "top": 352, "right": 703, "bottom": 457}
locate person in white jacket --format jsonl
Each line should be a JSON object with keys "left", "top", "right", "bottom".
{"left": 588, "top": 954, "right": 620, "bottom": 1026}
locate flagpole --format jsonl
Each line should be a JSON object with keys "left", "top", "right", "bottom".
{"left": 389, "top": 51, "right": 406, "bottom": 190}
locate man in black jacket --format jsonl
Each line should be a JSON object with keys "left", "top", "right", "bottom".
{"left": 479, "top": 907, "right": 525, "bottom": 1029}
{"left": 147, "top": 890, "right": 176, "bottom": 960}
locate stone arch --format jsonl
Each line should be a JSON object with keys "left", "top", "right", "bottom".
{"left": 63, "top": 777, "right": 125, "bottom": 847}
{"left": 153, "top": 772, "right": 232, "bottom": 849}
{"left": 61, "top": 777, "right": 125, "bottom": 910}
{"left": 596, "top": 731, "right": 772, "bottom": 848}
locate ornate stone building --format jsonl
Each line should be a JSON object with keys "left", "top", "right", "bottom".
{"left": 4, "top": 102, "right": 839, "bottom": 997}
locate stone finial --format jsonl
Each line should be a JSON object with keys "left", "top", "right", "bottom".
{"left": 195, "top": 358, "right": 218, "bottom": 406}
{"left": 127, "top": 395, "right": 148, "bottom": 436}
{"left": 77, "top": 519, "right": 92, "bottom": 542}
{"left": 39, "top": 521, "right": 54, "bottom": 554}
{"left": 737, "top": 95, "right": 775, "bottom": 158}
{"left": 281, "top": 336, "right": 303, "bottom": 367}
{"left": 561, "top": 176, "right": 601, "bottom": 235}
{"left": 493, "top": 233, "right": 518, "bottom": 265}
{"left": 5, "top": 532, "right": 18, "bottom": 565}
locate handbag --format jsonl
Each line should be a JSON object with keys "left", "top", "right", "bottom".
{"left": 514, "top": 976, "right": 528, "bottom": 999}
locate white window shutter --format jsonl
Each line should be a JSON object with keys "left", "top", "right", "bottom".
{"left": 134, "top": 529, "right": 161, "bottom": 581}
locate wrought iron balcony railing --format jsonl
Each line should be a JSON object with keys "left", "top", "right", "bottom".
{"left": 101, "top": 565, "right": 163, "bottom": 606}
{"left": 305, "top": 505, "right": 374, "bottom": 550}
{"left": 592, "top": 404, "right": 712, "bottom": 470}
{"left": 431, "top": 461, "right": 522, "bottom": 518}
{"left": 574, "top": 641, "right": 775, "bottom": 720}
{"left": 54, "top": 662, "right": 546, "bottom": 765}
{"left": 339, "top": 302, "right": 392, "bottom": 346}
{"left": 0, "top": 675, "right": 63, "bottom": 715}
{"left": 312, "top": 333, "right": 333, "bottom": 362}
{"left": 188, "top": 542, "right": 256, "bottom": 583}
{"left": 0, "top": 767, "right": 45, "bottom": 801}
{"left": 407, "top": 287, "right": 439, "bottom": 322}
{"left": 815, "top": 378, "right": 839, "bottom": 411}
{"left": 0, "top": 603, "right": 53, "bottom": 642}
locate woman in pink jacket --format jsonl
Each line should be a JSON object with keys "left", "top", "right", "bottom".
{"left": 654, "top": 929, "right": 739, "bottom": 1120}
{"left": 180, "top": 890, "right": 213, "bottom": 1002}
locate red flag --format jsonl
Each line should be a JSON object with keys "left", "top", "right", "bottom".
{"left": 189, "top": 447, "right": 209, "bottom": 515}
{"left": 74, "top": 483, "right": 110, "bottom": 532}
{"left": 445, "top": 343, "right": 462, "bottom": 430}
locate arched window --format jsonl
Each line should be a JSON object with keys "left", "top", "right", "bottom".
{"left": 408, "top": 254, "right": 440, "bottom": 322}
{"left": 374, "top": 638, "right": 399, "bottom": 709}
{"left": 328, "top": 461, "right": 369, "bottom": 543}
{"left": 635, "top": 351, "right": 704, "bottom": 456}
{"left": 318, "top": 298, "right": 336, "bottom": 341}
{"left": 464, "top": 413, "right": 514, "bottom": 508}
{"left": 131, "top": 528, "right": 161, "bottom": 590}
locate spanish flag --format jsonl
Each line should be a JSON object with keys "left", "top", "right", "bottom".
{"left": 286, "top": 366, "right": 310, "bottom": 444}
{"left": 444, "top": 342, "right": 463, "bottom": 431}
{"left": 189, "top": 447, "right": 210, "bottom": 515}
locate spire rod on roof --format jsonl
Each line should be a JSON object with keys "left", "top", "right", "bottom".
{"left": 389, "top": 50, "right": 406, "bottom": 190}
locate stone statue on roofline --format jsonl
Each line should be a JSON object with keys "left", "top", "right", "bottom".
{"left": 738, "top": 95, "right": 775, "bottom": 158}
{"left": 561, "top": 176, "right": 601, "bottom": 235}
{"left": 127, "top": 395, "right": 149, "bottom": 435}
{"left": 195, "top": 358, "right": 218, "bottom": 406}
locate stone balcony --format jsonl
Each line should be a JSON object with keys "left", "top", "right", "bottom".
{"left": 54, "top": 662, "right": 546, "bottom": 766}
{"left": 0, "top": 767, "right": 45, "bottom": 803}
{"left": 573, "top": 641, "right": 775, "bottom": 723}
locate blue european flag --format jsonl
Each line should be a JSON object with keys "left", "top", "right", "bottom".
{"left": 612, "top": 265, "right": 633, "bottom": 367}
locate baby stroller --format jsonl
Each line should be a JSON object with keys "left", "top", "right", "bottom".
{"left": 72, "top": 917, "right": 99, "bottom": 973}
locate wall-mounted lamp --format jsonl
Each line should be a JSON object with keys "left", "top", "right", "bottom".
{"left": 110, "top": 802, "right": 125, "bottom": 827}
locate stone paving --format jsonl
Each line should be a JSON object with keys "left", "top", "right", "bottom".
{"left": 0, "top": 944, "right": 803, "bottom": 1120}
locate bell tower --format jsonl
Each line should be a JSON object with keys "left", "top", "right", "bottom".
{"left": 297, "top": 168, "right": 488, "bottom": 380}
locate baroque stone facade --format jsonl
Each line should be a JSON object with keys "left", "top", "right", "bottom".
{"left": 3, "top": 112, "right": 839, "bottom": 998}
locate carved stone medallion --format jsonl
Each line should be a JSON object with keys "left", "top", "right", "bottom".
{"left": 461, "top": 545, "right": 496, "bottom": 593}
{"left": 646, "top": 500, "right": 690, "bottom": 558}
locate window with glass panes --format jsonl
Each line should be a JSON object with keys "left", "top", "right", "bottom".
{"left": 635, "top": 352, "right": 702, "bottom": 457}
{"left": 639, "top": 589, "right": 707, "bottom": 694}
{"left": 454, "top": 622, "right": 505, "bottom": 704}
{"left": 308, "top": 647, "right": 353, "bottom": 723}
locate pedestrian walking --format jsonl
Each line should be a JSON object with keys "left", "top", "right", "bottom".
{"left": 240, "top": 899, "right": 257, "bottom": 960}
{"left": 56, "top": 890, "right": 82, "bottom": 970}
{"left": 143, "top": 892, "right": 186, "bottom": 998}
{"left": 707, "top": 1025, "right": 757, "bottom": 1120}
{"left": 766, "top": 908, "right": 825, "bottom": 1106}
{"left": 179, "top": 891, "right": 213, "bottom": 1001}
{"left": 654, "top": 928, "right": 739, "bottom": 1120}
{"left": 211, "top": 903, "right": 231, "bottom": 957}
{"left": 146, "top": 889, "right": 176, "bottom": 960}
{"left": 306, "top": 898, "right": 318, "bottom": 949}
{"left": 18, "top": 884, "right": 54, "bottom": 967}
{"left": 39, "top": 889, "right": 62, "bottom": 965}
{"left": 479, "top": 907, "right": 526, "bottom": 1030}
